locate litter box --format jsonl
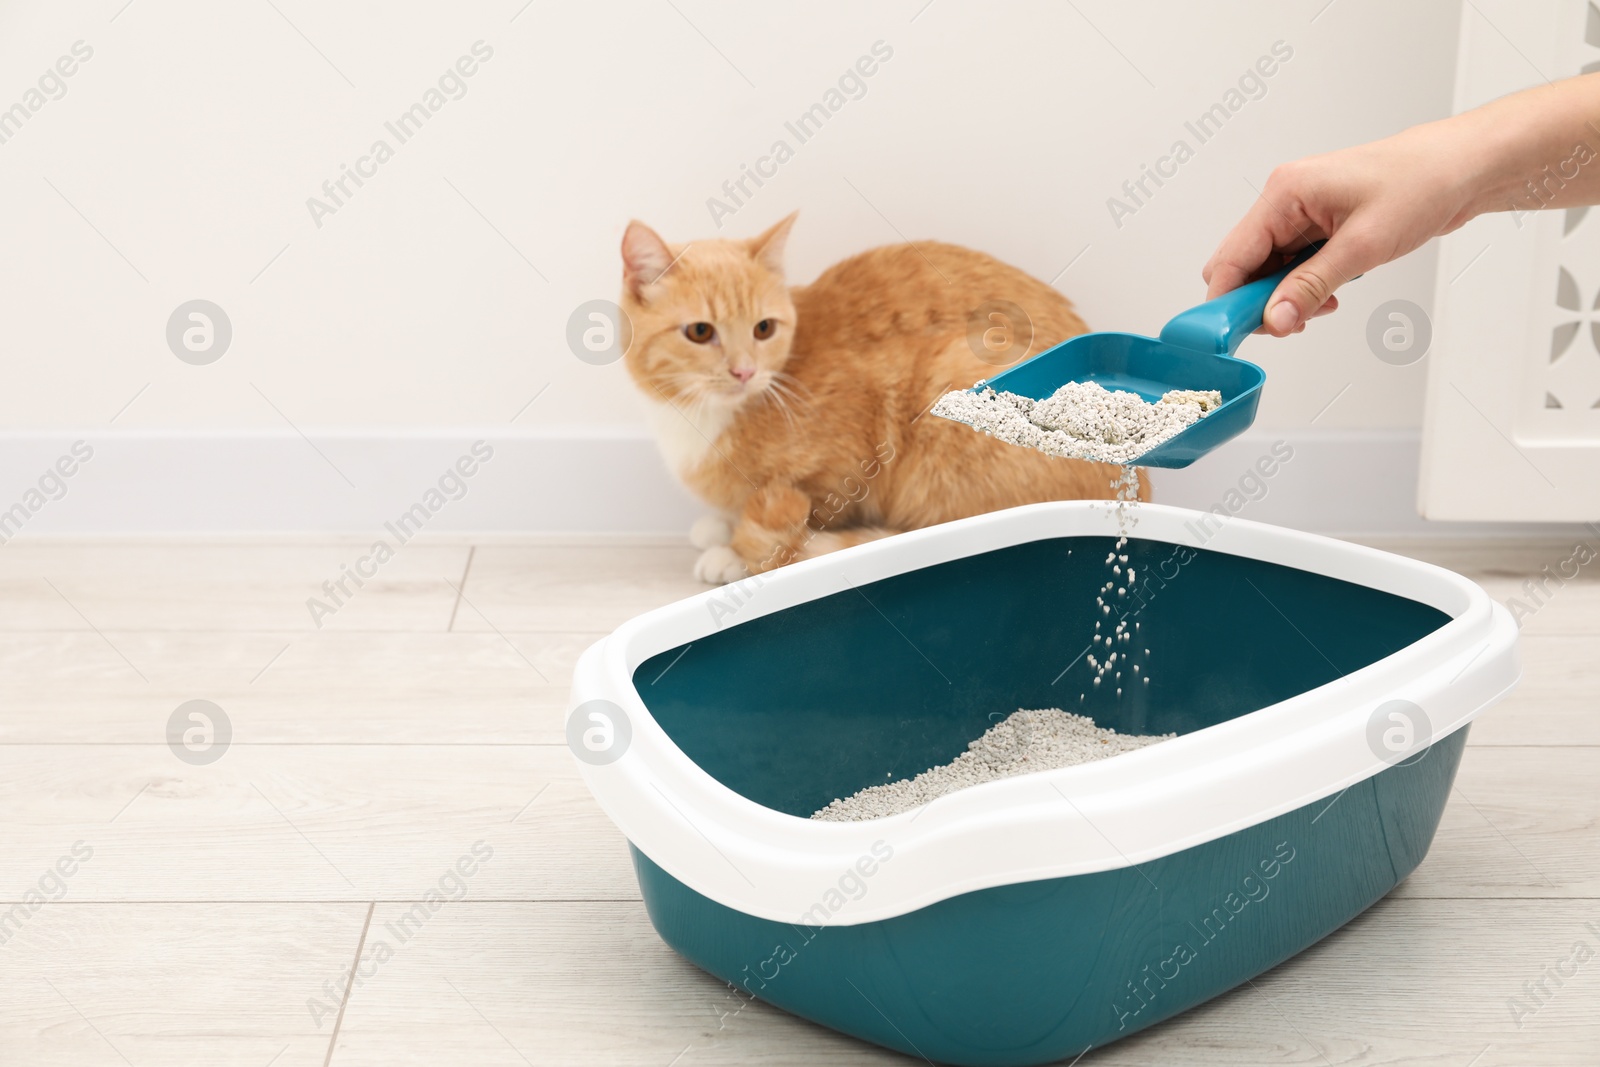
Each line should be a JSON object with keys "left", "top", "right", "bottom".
{"left": 567, "top": 502, "right": 1518, "bottom": 1065}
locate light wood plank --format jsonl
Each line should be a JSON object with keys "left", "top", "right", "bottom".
{"left": 327, "top": 898, "right": 1600, "bottom": 1066}
{"left": 0, "top": 744, "right": 1591, "bottom": 904}
{"left": 451, "top": 544, "right": 706, "bottom": 633}
{"left": 1396, "top": 745, "right": 1600, "bottom": 899}
{"left": 0, "top": 622, "right": 1583, "bottom": 749}
{"left": 0, "top": 628, "right": 1585, "bottom": 751}
{"left": 0, "top": 629, "right": 589, "bottom": 744}
{"left": 1099, "top": 896, "right": 1600, "bottom": 1065}
{"left": 0, "top": 745, "right": 638, "bottom": 902}
{"left": 331, "top": 899, "right": 902, "bottom": 1066}
{"left": 1469, "top": 575, "right": 1600, "bottom": 636}
{"left": 0, "top": 542, "right": 469, "bottom": 632}
{"left": 0, "top": 902, "right": 366, "bottom": 1066}
{"left": 1351, "top": 536, "right": 1598, "bottom": 575}
{"left": 1468, "top": 633, "right": 1600, "bottom": 746}
{"left": 0, "top": 623, "right": 1583, "bottom": 749}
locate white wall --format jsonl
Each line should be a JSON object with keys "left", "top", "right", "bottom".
{"left": 0, "top": 0, "right": 1493, "bottom": 534}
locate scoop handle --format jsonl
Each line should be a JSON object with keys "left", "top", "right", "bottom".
{"left": 1158, "top": 241, "right": 1326, "bottom": 357}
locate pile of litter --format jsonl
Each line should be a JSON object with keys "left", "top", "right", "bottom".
{"left": 932, "top": 381, "right": 1222, "bottom": 463}
{"left": 810, "top": 708, "right": 1174, "bottom": 821}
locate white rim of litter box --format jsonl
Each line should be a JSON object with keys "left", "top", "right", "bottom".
{"left": 567, "top": 501, "right": 1520, "bottom": 926}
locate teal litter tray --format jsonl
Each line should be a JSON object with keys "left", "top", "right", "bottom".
{"left": 567, "top": 502, "right": 1519, "bottom": 1065}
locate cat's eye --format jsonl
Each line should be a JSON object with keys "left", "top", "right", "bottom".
{"left": 683, "top": 322, "right": 716, "bottom": 344}
{"left": 753, "top": 319, "right": 775, "bottom": 340}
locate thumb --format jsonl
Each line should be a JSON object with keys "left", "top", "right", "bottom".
{"left": 1262, "top": 231, "right": 1374, "bottom": 336}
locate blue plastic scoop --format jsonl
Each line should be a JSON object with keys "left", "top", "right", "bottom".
{"left": 938, "top": 245, "right": 1319, "bottom": 469}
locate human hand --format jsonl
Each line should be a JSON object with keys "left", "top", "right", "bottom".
{"left": 1202, "top": 122, "right": 1482, "bottom": 336}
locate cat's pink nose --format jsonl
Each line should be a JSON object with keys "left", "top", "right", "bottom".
{"left": 730, "top": 365, "right": 756, "bottom": 383}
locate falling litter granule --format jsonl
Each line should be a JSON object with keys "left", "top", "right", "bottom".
{"left": 932, "top": 381, "right": 1222, "bottom": 464}
{"left": 810, "top": 708, "right": 1174, "bottom": 821}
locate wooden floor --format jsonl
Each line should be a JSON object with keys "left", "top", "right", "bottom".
{"left": 1, "top": 535, "right": 1596, "bottom": 1066}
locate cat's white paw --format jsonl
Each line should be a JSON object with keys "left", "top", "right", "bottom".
{"left": 694, "top": 545, "right": 748, "bottom": 585}
{"left": 689, "top": 514, "right": 733, "bottom": 550}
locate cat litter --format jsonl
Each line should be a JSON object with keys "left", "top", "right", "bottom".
{"left": 810, "top": 708, "right": 1173, "bottom": 821}
{"left": 932, "top": 381, "right": 1221, "bottom": 464}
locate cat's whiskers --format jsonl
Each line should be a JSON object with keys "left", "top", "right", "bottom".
{"left": 756, "top": 376, "right": 798, "bottom": 431}
{"left": 655, "top": 372, "right": 718, "bottom": 414}
{"left": 664, "top": 369, "right": 783, "bottom": 421}
{"left": 680, "top": 382, "right": 719, "bottom": 424}
{"left": 769, "top": 370, "right": 813, "bottom": 408}
{"left": 765, "top": 373, "right": 812, "bottom": 423}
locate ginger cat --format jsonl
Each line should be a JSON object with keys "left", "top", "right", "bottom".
{"left": 619, "top": 213, "right": 1148, "bottom": 584}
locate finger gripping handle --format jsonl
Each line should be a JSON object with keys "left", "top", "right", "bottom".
{"left": 1159, "top": 242, "right": 1325, "bottom": 356}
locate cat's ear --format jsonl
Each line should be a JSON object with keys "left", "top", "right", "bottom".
{"left": 622, "top": 220, "right": 674, "bottom": 298}
{"left": 748, "top": 211, "right": 797, "bottom": 276}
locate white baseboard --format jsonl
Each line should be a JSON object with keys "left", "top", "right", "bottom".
{"left": 0, "top": 427, "right": 1587, "bottom": 539}
{"left": 0, "top": 428, "right": 704, "bottom": 539}
{"left": 1145, "top": 429, "right": 1586, "bottom": 539}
